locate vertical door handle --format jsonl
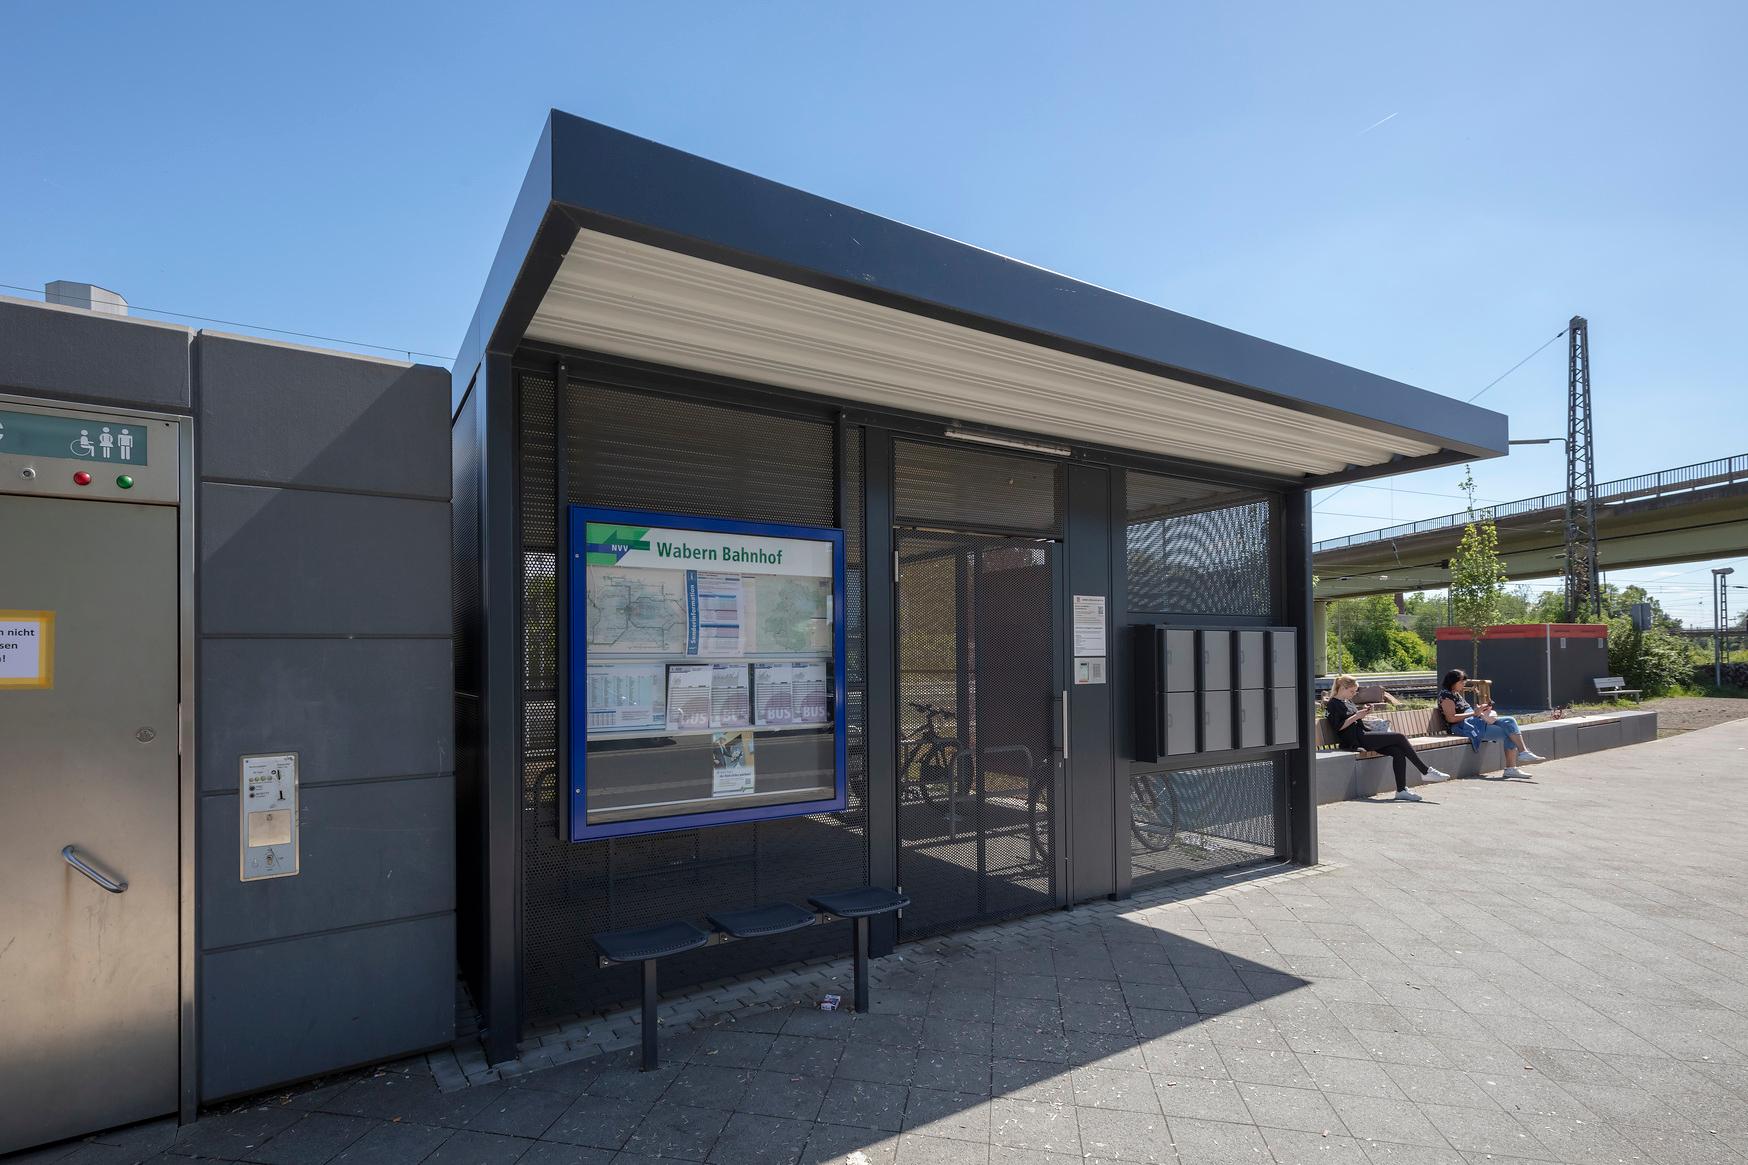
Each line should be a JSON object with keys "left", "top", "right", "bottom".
{"left": 1060, "top": 690, "right": 1070, "bottom": 762}
{"left": 62, "top": 845, "right": 128, "bottom": 894}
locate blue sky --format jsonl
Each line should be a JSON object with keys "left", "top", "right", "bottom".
{"left": 6, "top": 2, "right": 1744, "bottom": 623}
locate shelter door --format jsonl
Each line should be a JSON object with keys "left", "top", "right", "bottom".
{"left": 895, "top": 531, "right": 1060, "bottom": 936}
{"left": 0, "top": 494, "right": 180, "bottom": 1153}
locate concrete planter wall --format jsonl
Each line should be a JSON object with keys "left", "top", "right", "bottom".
{"left": 1314, "top": 710, "right": 1658, "bottom": 804}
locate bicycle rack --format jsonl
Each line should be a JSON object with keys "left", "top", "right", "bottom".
{"left": 946, "top": 745, "right": 1038, "bottom": 855}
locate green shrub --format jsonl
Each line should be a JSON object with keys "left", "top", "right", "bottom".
{"left": 1380, "top": 628, "right": 1434, "bottom": 670}
{"left": 1605, "top": 617, "right": 1691, "bottom": 697}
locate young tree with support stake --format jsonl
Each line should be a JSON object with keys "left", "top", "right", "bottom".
{"left": 1449, "top": 468, "right": 1510, "bottom": 677}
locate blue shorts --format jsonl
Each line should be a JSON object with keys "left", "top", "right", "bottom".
{"left": 1465, "top": 715, "right": 1520, "bottom": 744}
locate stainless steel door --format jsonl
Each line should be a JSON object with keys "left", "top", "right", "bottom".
{"left": 0, "top": 494, "right": 180, "bottom": 1153}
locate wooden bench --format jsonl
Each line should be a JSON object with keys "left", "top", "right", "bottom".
{"left": 1593, "top": 676, "right": 1643, "bottom": 702}
{"left": 592, "top": 886, "right": 908, "bottom": 1070}
{"left": 1314, "top": 704, "right": 1467, "bottom": 757}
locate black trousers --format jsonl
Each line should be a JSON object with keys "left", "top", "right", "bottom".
{"left": 1357, "top": 731, "right": 1428, "bottom": 791}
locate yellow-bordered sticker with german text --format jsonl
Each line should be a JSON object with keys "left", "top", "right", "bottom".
{"left": 0, "top": 610, "right": 55, "bottom": 689}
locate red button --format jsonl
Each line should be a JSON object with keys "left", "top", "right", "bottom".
{"left": 73, "top": 472, "right": 92, "bottom": 486}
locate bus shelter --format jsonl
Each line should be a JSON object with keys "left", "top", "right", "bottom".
{"left": 452, "top": 111, "right": 1509, "bottom": 1060}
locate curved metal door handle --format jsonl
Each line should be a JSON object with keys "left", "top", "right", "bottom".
{"left": 62, "top": 845, "right": 128, "bottom": 894}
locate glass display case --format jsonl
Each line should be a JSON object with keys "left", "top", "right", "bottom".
{"left": 567, "top": 506, "right": 846, "bottom": 840}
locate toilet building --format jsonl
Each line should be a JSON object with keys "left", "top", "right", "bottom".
{"left": 0, "top": 299, "right": 454, "bottom": 1153}
{"left": 1, "top": 110, "right": 1507, "bottom": 1154}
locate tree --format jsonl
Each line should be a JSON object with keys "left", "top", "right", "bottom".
{"left": 1329, "top": 595, "right": 1398, "bottom": 669}
{"left": 1599, "top": 583, "right": 1682, "bottom": 633}
{"left": 1448, "top": 468, "right": 1510, "bottom": 677}
{"left": 1525, "top": 590, "right": 1567, "bottom": 624}
{"left": 1403, "top": 592, "right": 1443, "bottom": 645}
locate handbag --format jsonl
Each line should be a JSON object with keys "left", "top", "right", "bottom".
{"left": 1361, "top": 716, "right": 1388, "bottom": 732}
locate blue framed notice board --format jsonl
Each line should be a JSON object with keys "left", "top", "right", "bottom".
{"left": 567, "top": 506, "right": 847, "bottom": 841}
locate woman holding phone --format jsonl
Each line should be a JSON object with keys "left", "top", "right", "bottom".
{"left": 1325, "top": 675, "right": 1450, "bottom": 801}
{"left": 1438, "top": 668, "right": 1544, "bottom": 777}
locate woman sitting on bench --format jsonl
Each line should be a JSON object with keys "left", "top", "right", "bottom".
{"left": 1325, "top": 675, "right": 1450, "bottom": 802}
{"left": 1438, "top": 668, "right": 1544, "bottom": 778}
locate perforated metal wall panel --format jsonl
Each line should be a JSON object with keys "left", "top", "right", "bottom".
{"left": 1128, "top": 758, "right": 1279, "bottom": 888}
{"left": 1126, "top": 473, "right": 1273, "bottom": 616}
{"left": 515, "top": 366, "right": 867, "bottom": 1025}
{"left": 895, "top": 440, "right": 1061, "bottom": 535}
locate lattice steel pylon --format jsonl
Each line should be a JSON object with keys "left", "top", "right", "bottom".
{"left": 1564, "top": 316, "right": 1601, "bottom": 620}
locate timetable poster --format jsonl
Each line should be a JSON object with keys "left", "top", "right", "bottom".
{"left": 665, "top": 664, "right": 712, "bottom": 731}
{"left": 753, "top": 661, "right": 832, "bottom": 728}
{"left": 710, "top": 663, "right": 751, "bottom": 729}
{"left": 586, "top": 661, "right": 667, "bottom": 731}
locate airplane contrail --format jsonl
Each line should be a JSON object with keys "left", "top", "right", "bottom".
{"left": 1359, "top": 112, "right": 1399, "bottom": 135}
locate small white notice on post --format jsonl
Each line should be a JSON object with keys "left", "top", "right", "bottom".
{"left": 240, "top": 753, "right": 300, "bottom": 881}
{"left": 1072, "top": 595, "right": 1106, "bottom": 657}
{"left": 0, "top": 610, "right": 54, "bottom": 689}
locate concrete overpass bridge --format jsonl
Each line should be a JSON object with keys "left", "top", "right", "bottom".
{"left": 1312, "top": 452, "right": 1748, "bottom": 603}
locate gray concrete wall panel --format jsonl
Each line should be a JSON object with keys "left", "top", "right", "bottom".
{"left": 192, "top": 336, "right": 455, "bottom": 1103}
{"left": 1577, "top": 719, "right": 1624, "bottom": 753}
{"left": 196, "top": 335, "right": 449, "bottom": 498}
{"left": 199, "top": 777, "right": 454, "bottom": 949}
{"left": 0, "top": 296, "right": 191, "bottom": 412}
{"left": 199, "top": 484, "right": 449, "bottom": 636}
{"left": 199, "top": 915, "right": 453, "bottom": 1100}
{"left": 199, "top": 638, "right": 451, "bottom": 792}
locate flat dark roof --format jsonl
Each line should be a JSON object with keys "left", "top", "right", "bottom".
{"left": 455, "top": 111, "right": 1507, "bottom": 482}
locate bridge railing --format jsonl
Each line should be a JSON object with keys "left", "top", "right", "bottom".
{"left": 1314, "top": 452, "right": 1748, "bottom": 553}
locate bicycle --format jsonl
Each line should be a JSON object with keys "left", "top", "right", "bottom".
{"left": 1025, "top": 766, "right": 1182, "bottom": 864}
{"left": 899, "top": 701, "right": 967, "bottom": 811}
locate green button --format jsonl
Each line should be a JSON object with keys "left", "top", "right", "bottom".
{"left": 116, "top": 475, "right": 134, "bottom": 489}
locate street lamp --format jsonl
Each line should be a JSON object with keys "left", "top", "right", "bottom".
{"left": 1713, "top": 567, "right": 1735, "bottom": 688}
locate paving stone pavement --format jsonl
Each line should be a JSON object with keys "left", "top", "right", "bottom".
{"left": 20, "top": 720, "right": 1748, "bottom": 1165}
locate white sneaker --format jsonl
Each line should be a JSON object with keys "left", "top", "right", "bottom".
{"left": 1502, "top": 767, "right": 1528, "bottom": 778}
{"left": 1422, "top": 768, "right": 1451, "bottom": 783}
{"left": 1518, "top": 751, "right": 1546, "bottom": 763}
{"left": 1394, "top": 789, "right": 1423, "bottom": 801}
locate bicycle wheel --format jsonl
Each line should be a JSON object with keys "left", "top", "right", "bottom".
{"left": 913, "top": 742, "right": 962, "bottom": 811}
{"left": 1129, "top": 772, "right": 1181, "bottom": 852}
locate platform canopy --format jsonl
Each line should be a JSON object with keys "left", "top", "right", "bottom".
{"left": 455, "top": 112, "right": 1507, "bottom": 485}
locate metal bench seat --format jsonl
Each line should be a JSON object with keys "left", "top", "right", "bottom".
{"left": 810, "top": 887, "right": 909, "bottom": 1013}
{"left": 589, "top": 886, "right": 907, "bottom": 1073}
{"left": 591, "top": 919, "right": 711, "bottom": 1073}
{"left": 707, "top": 901, "right": 817, "bottom": 939}
{"left": 593, "top": 919, "right": 710, "bottom": 965}
{"left": 809, "top": 887, "right": 909, "bottom": 919}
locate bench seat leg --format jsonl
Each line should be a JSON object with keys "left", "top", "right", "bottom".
{"left": 641, "top": 958, "right": 659, "bottom": 1071}
{"left": 854, "top": 916, "right": 870, "bottom": 1014}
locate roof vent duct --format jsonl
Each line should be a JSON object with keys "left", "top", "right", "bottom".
{"left": 44, "top": 281, "right": 128, "bottom": 316}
